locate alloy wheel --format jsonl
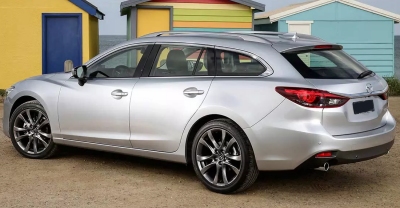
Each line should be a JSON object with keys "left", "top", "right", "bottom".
{"left": 13, "top": 109, "right": 52, "bottom": 155}
{"left": 195, "top": 128, "right": 242, "bottom": 186}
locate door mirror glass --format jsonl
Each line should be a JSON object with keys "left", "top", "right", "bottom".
{"left": 72, "top": 65, "right": 87, "bottom": 78}
{"left": 72, "top": 65, "right": 88, "bottom": 86}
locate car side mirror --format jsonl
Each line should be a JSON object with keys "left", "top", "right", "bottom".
{"left": 72, "top": 65, "right": 88, "bottom": 86}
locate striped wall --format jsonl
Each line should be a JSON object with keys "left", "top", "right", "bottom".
{"left": 139, "top": 0, "right": 253, "bottom": 32}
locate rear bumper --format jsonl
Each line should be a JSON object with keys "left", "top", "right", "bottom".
{"left": 245, "top": 100, "right": 396, "bottom": 171}
{"left": 298, "top": 140, "right": 394, "bottom": 169}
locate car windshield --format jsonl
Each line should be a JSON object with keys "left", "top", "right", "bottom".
{"left": 282, "top": 49, "right": 371, "bottom": 79}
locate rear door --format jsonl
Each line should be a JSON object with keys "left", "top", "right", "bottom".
{"left": 282, "top": 49, "right": 388, "bottom": 135}
{"left": 129, "top": 44, "right": 215, "bottom": 152}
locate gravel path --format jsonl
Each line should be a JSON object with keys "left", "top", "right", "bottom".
{"left": 1, "top": 98, "right": 399, "bottom": 208}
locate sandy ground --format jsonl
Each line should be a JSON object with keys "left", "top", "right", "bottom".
{"left": 0, "top": 98, "right": 400, "bottom": 208}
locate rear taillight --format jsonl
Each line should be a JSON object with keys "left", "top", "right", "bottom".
{"left": 379, "top": 89, "right": 389, "bottom": 100}
{"left": 275, "top": 87, "right": 349, "bottom": 108}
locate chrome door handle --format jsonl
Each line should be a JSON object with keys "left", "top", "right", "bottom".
{"left": 183, "top": 87, "right": 204, "bottom": 98}
{"left": 111, "top": 89, "right": 128, "bottom": 99}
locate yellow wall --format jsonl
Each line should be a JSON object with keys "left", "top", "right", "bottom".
{"left": 89, "top": 16, "right": 100, "bottom": 59}
{"left": 0, "top": 0, "right": 99, "bottom": 89}
{"left": 137, "top": 8, "right": 170, "bottom": 37}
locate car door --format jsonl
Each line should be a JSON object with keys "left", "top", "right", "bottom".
{"left": 57, "top": 44, "right": 154, "bottom": 147}
{"left": 129, "top": 44, "right": 215, "bottom": 152}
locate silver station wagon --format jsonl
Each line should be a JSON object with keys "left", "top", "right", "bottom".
{"left": 2, "top": 31, "right": 396, "bottom": 194}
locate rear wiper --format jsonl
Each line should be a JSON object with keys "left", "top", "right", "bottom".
{"left": 357, "top": 70, "right": 374, "bottom": 79}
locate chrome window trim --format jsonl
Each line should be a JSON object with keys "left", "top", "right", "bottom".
{"left": 86, "top": 43, "right": 154, "bottom": 68}
{"left": 143, "top": 75, "right": 214, "bottom": 79}
{"left": 79, "top": 41, "right": 274, "bottom": 80}
{"left": 86, "top": 41, "right": 155, "bottom": 68}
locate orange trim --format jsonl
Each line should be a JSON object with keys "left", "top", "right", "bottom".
{"left": 174, "top": 21, "right": 252, "bottom": 28}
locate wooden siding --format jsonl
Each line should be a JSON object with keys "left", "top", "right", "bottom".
{"left": 173, "top": 28, "right": 251, "bottom": 32}
{"left": 174, "top": 21, "right": 251, "bottom": 28}
{"left": 141, "top": 2, "right": 249, "bottom": 10}
{"left": 174, "top": 9, "right": 251, "bottom": 16}
{"left": 139, "top": 0, "right": 253, "bottom": 32}
{"left": 137, "top": 8, "right": 170, "bottom": 37}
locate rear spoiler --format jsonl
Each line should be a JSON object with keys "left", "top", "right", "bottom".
{"left": 280, "top": 44, "right": 344, "bottom": 53}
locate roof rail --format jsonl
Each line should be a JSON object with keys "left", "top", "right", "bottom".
{"left": 140, "top": 31, "right": 271, "bottom": 44}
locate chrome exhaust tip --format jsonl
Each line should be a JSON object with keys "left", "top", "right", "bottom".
{"left": 323, "top": 162, "right": 330, "bottom": 171}
{"left": 315, "top": 162, "right": 330, "bottom": 172}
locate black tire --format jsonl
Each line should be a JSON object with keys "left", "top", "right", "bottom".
{"left": 9, "top": 100, "right": 58, "bottom": 159}
{"left": 191, "top": 119, "right": 259, "bottom": 194}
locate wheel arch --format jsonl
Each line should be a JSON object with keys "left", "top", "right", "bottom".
{"left": 10, "top": 96, "right": 38, "bottom": 119}
{"left": 183, "top": 112, "right": 252, "bottom": 165}
{"left": 9, "top": 89, "right": 52, "bottom": 117}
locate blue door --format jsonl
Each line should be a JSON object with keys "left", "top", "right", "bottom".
{"left": 42, "top": 14, "right": 82, "bottom": 74}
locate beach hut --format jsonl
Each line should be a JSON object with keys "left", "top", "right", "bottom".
{"left": 0, "top": 0, "right": 104, "bottom": 89}
{"left": 120, "top": 0, "right": 265, "bottom": 39}
{"left": 254, "top": 0, "right": 400, "bottom": 77}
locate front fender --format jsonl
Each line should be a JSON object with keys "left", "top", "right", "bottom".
{"left": 4, "top": 78, "right": 63, "bottom": 136}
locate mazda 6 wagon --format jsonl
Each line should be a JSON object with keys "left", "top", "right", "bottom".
{"left": 2, "top": 31, "right": 396, "bottom": 194}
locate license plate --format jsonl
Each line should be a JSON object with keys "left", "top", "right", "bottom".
{"left": 353, "top": 100, "right": 374, "bottom": 114}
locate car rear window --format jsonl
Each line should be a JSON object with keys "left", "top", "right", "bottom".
{"left": 281, "top": 50, "right": 370, "bottom": 79}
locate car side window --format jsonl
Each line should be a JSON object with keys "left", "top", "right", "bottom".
{"left": 215, "top": 49, "right": 267, "bottom": 76}
{"left": 149, "top": 45, "right": 214, "bottom": 77}
{"left": 87, "top": 45, "right": 148, "bottom": 78}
